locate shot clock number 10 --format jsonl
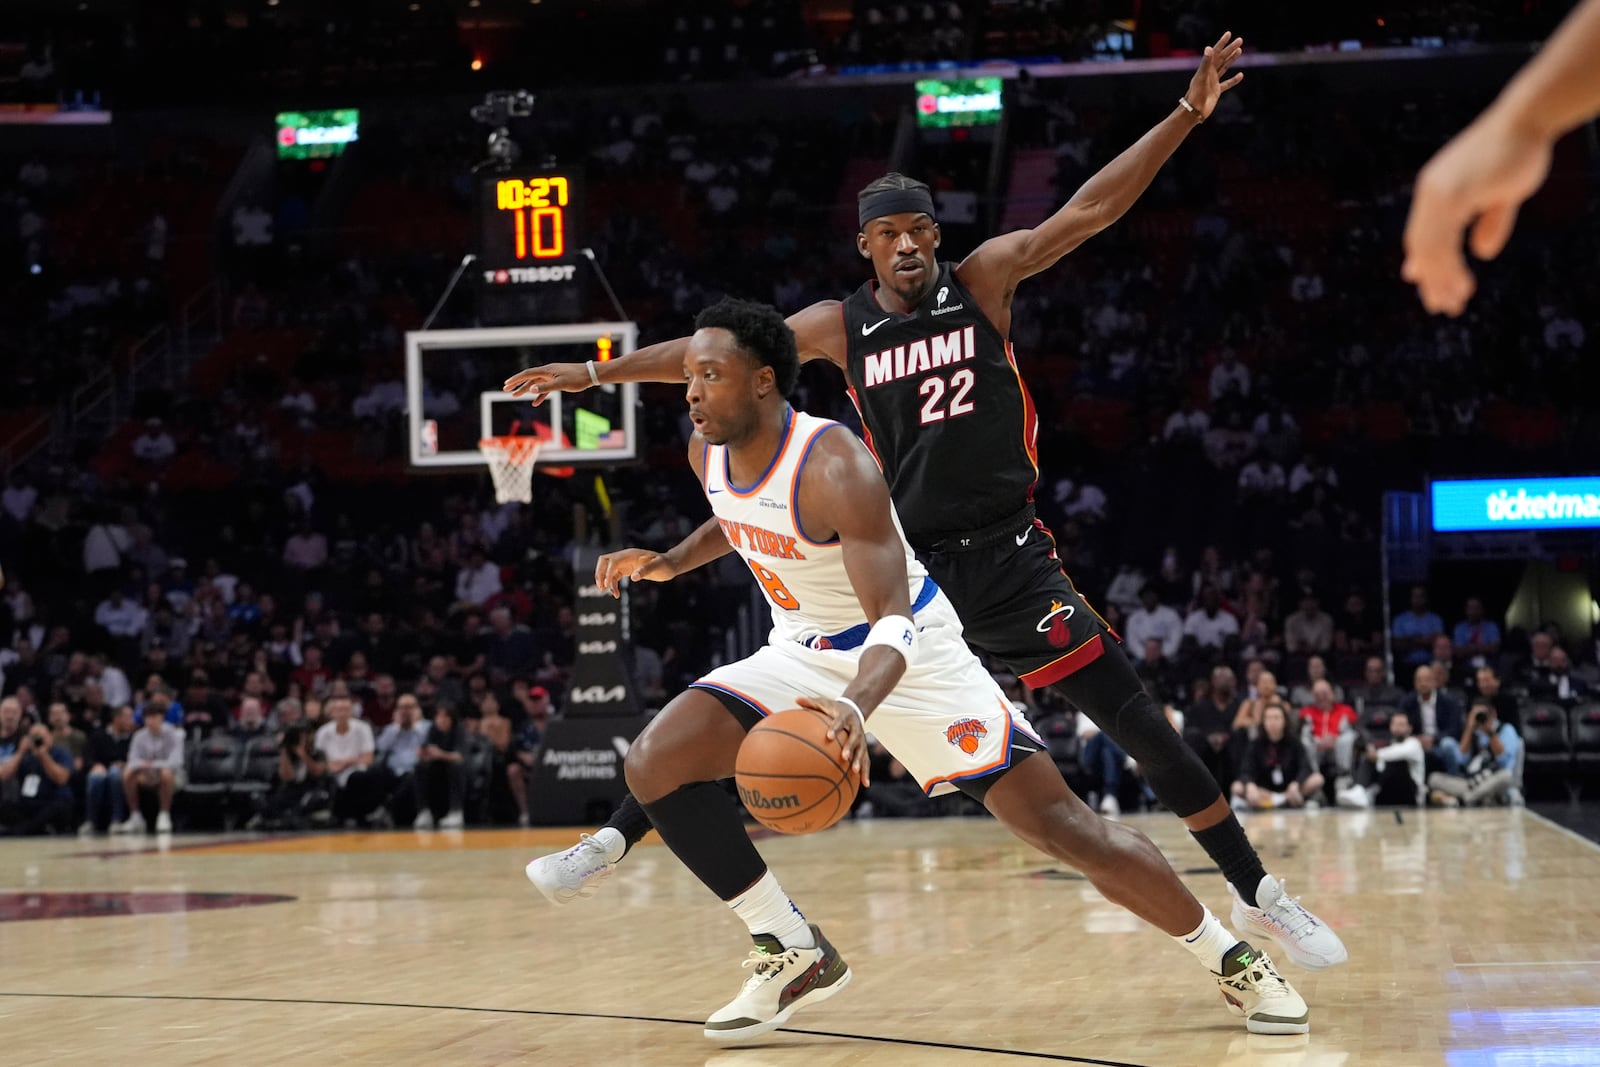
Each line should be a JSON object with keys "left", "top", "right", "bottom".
{"left": 496, "top": 175, "right": 568, "bottom": 259}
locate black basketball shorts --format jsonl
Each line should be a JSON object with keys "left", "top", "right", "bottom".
{"left": 917, "top": 516, "right": 1116, "bottom": 690}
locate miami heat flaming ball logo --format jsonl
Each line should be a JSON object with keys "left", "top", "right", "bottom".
{"left": 945, "top": 718, "right": 989, "bottom": 755}
{"left": 1036, "top": 599, "right": 1076, "bottom": 649}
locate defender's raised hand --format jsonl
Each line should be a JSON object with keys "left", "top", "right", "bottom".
{"left": 1186, "top": 31, "right": 1245, "bottom": 119}
{"left": 594, "top": 547, "right": 677, "bottom": 597}
{"left": 504, "top": 362, "right": 593, "bottom": 404}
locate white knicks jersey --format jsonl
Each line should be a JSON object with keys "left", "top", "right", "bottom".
{"left": 703, "top": 408, "right": 930, "bottom": 647}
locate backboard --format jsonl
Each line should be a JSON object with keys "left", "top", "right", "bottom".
{"left": 405, "top": 321, "right": 639, "bottom": 468}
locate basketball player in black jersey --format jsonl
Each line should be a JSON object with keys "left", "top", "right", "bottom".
{"left": 510, "top": 31, "right": 1347, "bottom": 972}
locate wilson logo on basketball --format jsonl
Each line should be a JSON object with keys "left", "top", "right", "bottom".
{"left": 945, "top": 718, "right": 988, "bottom": 755}
{"left": 1036, "top": 599, "right": 1075, "bottom": 648}
{"left": 738, "top": 785, "right": 801, "bottom": 810}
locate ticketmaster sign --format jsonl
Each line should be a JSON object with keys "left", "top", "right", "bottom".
{"left": 1431, "top": 477, "right": 1600, "bottom": 532}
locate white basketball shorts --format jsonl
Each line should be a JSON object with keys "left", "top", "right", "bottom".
{"left": 692, "top": 590, "right": 1044, "bottom": 797}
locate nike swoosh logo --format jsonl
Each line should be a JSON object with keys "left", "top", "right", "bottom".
{"left": 861, "top": 317, "right": 892, "bottom": 336}
{"left": 707, "top": 488, "right": 723, "bottom": 494}
{"left": 1015, "top": 528, "right": 1030, "bottom": 546}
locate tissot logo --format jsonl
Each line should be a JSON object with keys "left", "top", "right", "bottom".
{"left": 578, "top": 613, "right": 617, "bottom": 626}
{"left": 569, "top": 685, "right": 627, "bottom": 704}
{"left": 578, "top": 640, "right": 617, "bottom": 654}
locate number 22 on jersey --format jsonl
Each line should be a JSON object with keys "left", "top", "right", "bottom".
{"left": 918, "top": 368, "right": 976, "bottom": 425}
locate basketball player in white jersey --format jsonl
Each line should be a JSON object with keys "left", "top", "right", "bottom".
{"left": 590, "top": 298, "right": 1307, "bottom": 1042}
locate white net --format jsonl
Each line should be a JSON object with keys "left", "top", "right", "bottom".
{"left": 478, "top": 436, "right": 543, "bottom": 504}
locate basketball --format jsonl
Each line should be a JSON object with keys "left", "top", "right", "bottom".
{"left": 735, "top": 708, "right": 861, "bottom": 834}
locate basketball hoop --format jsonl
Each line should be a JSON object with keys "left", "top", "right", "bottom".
{"left": 478, "top": 435, "right": 543, "bottom": 504}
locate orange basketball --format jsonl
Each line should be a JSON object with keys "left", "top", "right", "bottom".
{"left": 735, "top": 708, "right": 861, "bottom": 834}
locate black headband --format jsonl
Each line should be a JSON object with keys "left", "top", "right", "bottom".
{"left": 858, "top": 187, "right": 936, "bottom": 229}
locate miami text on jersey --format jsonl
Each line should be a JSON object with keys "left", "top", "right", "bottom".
{"left": 861, "top": 325, "right": 977, "bottom": 388}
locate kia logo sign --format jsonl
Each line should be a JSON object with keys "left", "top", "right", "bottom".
{"left": 578, "top": 640, "right": 617, "bottom": 654}
{"left": 569, "top": 685, "right": 627, "bottom": 704}
{"left": 578, "top": 613, "right": 617, "bottom": 626}
{"left": 578, "top": 584, "right": 607, "bottom": 599}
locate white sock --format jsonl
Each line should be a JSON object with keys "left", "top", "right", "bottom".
{"left": 1176, "top": 906, "right": 1239, "bottom": 974}
{"left": 729, "top": 871, "right": 814, "bottom": 950}
{"left": 592, "top": 826, "right": 626, "bottom": 863}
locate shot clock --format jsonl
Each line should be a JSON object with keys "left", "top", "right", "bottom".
{"left": 477, "top": 168, "right": 585, "bottom": 288}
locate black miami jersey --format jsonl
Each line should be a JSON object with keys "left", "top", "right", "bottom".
{"left": 840, "top": 262, "right": 1040, "bottom": 546}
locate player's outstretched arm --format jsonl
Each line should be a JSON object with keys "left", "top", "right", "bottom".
{"left": 791, "top": 429, "right": 915, "bottom": 784}
{"left": 960, "top": 32, "right": 1242, "bottom": 291}
{"left": 503, "top": 301, "right": 847, "bottom": 403}
{"left": 504, "top": 336, "right": 692, "bottom": 404}
{"left": 1403, "top": 0, "right": 1600, "bottom": 315}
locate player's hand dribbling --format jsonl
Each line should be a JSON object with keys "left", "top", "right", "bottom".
{"left": 594, "top": 548, "right": 677, "bottom": 597}
{"left": 797, "top": 695, "right": 872, "bottom": 788}
{"left": 1185, "top": 31, "right": 1245, "bottom": 120}
{"left": 503, "top": 362, "right": 594, "bottom": 405}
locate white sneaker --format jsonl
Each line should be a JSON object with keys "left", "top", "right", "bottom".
{"left": 1098, "top": 794, "right": 1120, "bottom": 817}
{"left": 1508, "top": 787, "right": 1526, "bottom": 807}
{"left": 1336, "top": 785, "right": 1372, "bottom": 809}
{"left": 413, "top": 810, "right": 435, "bottom": 830}
{"left": 1215, "top": 942, "right": 1310, "bottom": 1035}
{"left": 77, "top": 821, "right": 95, "bottom": 837}
{"left": 1230, "top": 795, "right": 1250, "bottom": 815}
{"left": 1302, "top": 798, "right": 1321, "bottom": 811}
{"left": 114, "top": 812, "right": 146, "bottom": 835}
{"left": 704, "top": 925, "right": 852, "bottom": 1042}
{"left": 525, "top": 833, "right": 617, "bottom": 905}
{"left": 517, "top": 812, "right": 530, "bottom": 828}
{"left": 438, "top": 810, "right": 465, "bottom": 829}
{"left": 155, "top": 812, "right": 173, "bottom": 834}
{"left": 1229, "top": 874, "right": 1348, "bottom": 970}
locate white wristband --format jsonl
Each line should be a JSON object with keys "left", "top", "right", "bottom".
{"left": 835, "top": 696, "right": 868, "bottom": 735}
{"left": 585, "top": 360, "right": 601, "bottom": 386}
{"left": 863, "top": 614, "right": 916, "bottom": 663}
{"left": 1177, "top": 95, "right": 1202, "bottom": 121}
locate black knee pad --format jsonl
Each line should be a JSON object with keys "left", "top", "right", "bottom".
{"left": 1051, "top": 651, "right": 1221, "bottom": 818}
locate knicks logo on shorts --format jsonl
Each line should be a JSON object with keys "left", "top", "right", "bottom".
{"left": 945, "top": 718, "right": 989, "bottom": 756}
{"left": 1036, "top": 599, "right": 1076, "bottom": 648}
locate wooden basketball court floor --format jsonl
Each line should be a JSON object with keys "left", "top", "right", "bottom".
{"left": 3, "top": 808, "right": 1598, "bottom": 1066}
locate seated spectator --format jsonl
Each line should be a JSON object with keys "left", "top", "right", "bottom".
{"left": 1300, "top": 679, "right": 1358, "bottom": 782}
{"left": 1183, "top": 584, "right": 1239, "bottom": 651}
{"left": 1471, "top": 666, "right": 1521, "bottom": 730}
{"left": 316, "top": 695, "right": 376, "bottom": 826}
{"left": 1336, "top": 711, "right": 1426, "bottom": 808}
{"left": 1333, "top": 590, "right": 1381, "bottom": 656}
{"left": 1516, "top": 631, "right": 1559, "bottom": 688}
{"left": 414, "top": 704, "right": 467, "bottom": 830}
{"left": 0, "top": 697, "right": 75, "bottom": 835}
{"left": 1452, "top": 597, "right": 1502, "bottom": 668}
{"left": 1529, "top": 647, "right": 1591, "bottom": 706}
{"left": 1391, "top": 586, "right": 1444, "bottom": 667}
{"left": 248, "top": 723, "right": 330, "bottom": 831}
{"left": 1289, "top": 654, "right": 1343, "bottom": 708}
{"left": 95, "top": 589, "right": 149, "bottom": 646}
{"left": 231, "top": 697, "right": 271, "bottom": 742}
{"left": 1125, "top": 586, "right": 1182, "bottom": 661}
{"left": 506, "top": 702, "right": 542, "bottom": 828}
{"left": 115, "top": 695, "right": 185, "bottom": 834}
{"left": 1400, "top": 665, "right": 1465, "bottom": 774}
{"left": 47, "top": 701, "right": 87, "bottom": 773}
{"left": 1232, "top": 704, "right": 1323, "bottom": 810}
{"left": 485, "top": 606, "right": 536, "bottom": 686}
{"left": 455, "top": 548, "right": 503, "bottom": 609}
{"left": 131, "top": 417, "right": 176, "bottom": 464}
{"left": 81, "top": 704, "right": 136, "bottom": 833}
{"left": 1185, "top": 666, "right": 1240, "bottom": 788}
{"left": 1427, "top": 700, "right": 1521, "bottom": 807}
{"left": 1283, "top": 593, "right": 1333, "bottom": 656}
{"left": 1077, "top": 708, "right": 1132, "bottom": 817}
{"left": 1428, "top": 635, "right": 1469, "bottom": 690}
{"left": 1133, "top": 637, "right": 1184, "bottom": 707}
{"left": 1349, "top": 656, "right": 1404, "bottom": 711}
{"left": 369, "top": 694, "right": 429, "bottom": 828}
